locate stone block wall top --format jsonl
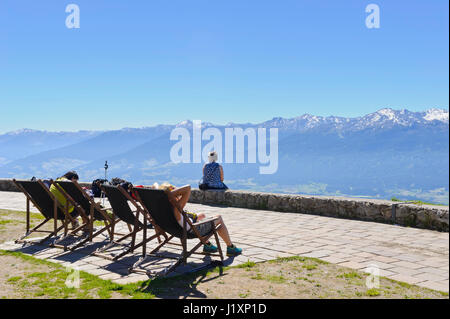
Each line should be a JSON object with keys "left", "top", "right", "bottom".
{"left": 189, "top": 189, "right": 448, "bottom": 232}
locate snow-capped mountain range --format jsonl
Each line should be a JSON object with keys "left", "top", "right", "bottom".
{"left": 0, "top": 108, "right": 448, "bottom": 204}
{"left": 3, "top": 107, "right": 448, "bottom": 136}
{"left": 259, "top": 108, "right": 448, "bottom": 132}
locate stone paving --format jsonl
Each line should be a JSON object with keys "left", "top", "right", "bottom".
{"left": 0, "top": 191, "right": 448, "bottom": 292}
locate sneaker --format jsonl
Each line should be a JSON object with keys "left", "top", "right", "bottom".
{"left": 226, "top": 244, "right": 242, "bottom": 257}
{"left": 203, "top": 243, "right": 218, "bottom": 254}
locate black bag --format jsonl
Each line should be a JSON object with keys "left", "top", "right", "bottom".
{"left": 111, "top": 177, "right": 127, "bottom": 186}
{"left": 120, "top": 181, "right": 134, "bottom": 196}
{"left": 111, "top": 177, "right": 134, "bottom": 197}
{"left": 199, "top": 181, "right": 208, "bottom": 190}
{"left": 30, "top": 176, "right": 51, "bottom": 189}
{"left": 91, "top": 179, "right": 109, "bottom": 198}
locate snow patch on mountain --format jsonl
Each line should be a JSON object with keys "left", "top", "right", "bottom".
{"left": 424, "top": 108, "right": 449, "bottom": 122}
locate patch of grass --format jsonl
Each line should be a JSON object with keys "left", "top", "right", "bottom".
{"left": 270, "top": 256, "right": 307, "bottom": 264}
{"left": 7, "top": 276, "right": 22, "bottom": 283}
{"left": 270, "top": 255, "right": 328, "bottom": 265}
{"left": 0, "top": 249, "right": 154, "bottom": 299}
{"left": 366, "top": 288, "right": 381, "bottom": 297}
{"left": 28, "top": 272, "right": 48, "bottom": 278}
{"left": 303, "top": 264, "right": 317, "bottom": 271}
{"left": 235, "top": 260, "right": 256, "bottom": 269}
{"left": 265, "top": 275, "right": 286, "bottom": 284}
{"left": 307, "top": 258, "right": 328, "bottom": 265}
{"left": 239, "top": 291, "right": 250, "bottom": 298}
{"left": 337, "top": 271, "right": 363, "bottom": 279}
{"left": 0, "top": 209, "right": 44, "bottom": 220}
{"left": 0, "top": 220, "right": 16, "bottom": 225}
{"left": 296, "top": 276, "right": 315, "bottom": 283}
{"left": 390, "top": 197, "right": 445, "bottom": 206}
{"left": 18, "top": 279, "right": 31, "bottom": 289}
{"left": 392, "top": 280, "right": 412, "bottom": 289}
{"left": 251, "top": 273, "right": 263, "bottom": 280}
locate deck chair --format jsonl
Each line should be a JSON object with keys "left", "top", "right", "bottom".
{"left": 94, "top": 184, "right": 165, "bottom": 261}
{"left": 12, "top": 179, "right": 78, "bottom": 247}
{"left": 132, "top": 187, "right": 224, "bottom": 276}
{"left": 50, "top": 179, "right": 121, "bottom": 251}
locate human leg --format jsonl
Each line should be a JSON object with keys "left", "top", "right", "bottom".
{"left": 203, "top": 215, "right": 242, "bottom": 256}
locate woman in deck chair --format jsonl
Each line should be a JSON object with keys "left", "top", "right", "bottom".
{"left": 50, "top": 171, "right": 89, "bottom": 229}
{"left": 158, "top": 183, "right": 242, "bottom": 257}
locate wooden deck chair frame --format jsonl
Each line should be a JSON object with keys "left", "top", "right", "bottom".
{"left": 93, "top": 184, "right": 166, "bottom": 261}
{"left": 50, "top": 179, "right": 122, "bottom": 251}
{"left": 132, "top": 187, "right": 224, "bottom": 277}
{"left": 12, "top": 179, "right": 78, "bottom": 247}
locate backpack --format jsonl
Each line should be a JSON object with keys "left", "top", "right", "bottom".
{"left": 91, "top": 179, "right": 109, "bottom": 198}
{"left": 111, "top": 177, "right": 134, "bottom": 198}
{"left": 111, "top": 177, "right": 127, "bottom": 186}
{"left": 31, "top": 176, "right": 51, "bottom": 189}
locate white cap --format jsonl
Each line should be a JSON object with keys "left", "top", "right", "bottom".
{"left": 208, "top": 151, "right": 218, "bottom": 163}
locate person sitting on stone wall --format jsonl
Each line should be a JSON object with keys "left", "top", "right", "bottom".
{"left": 200, "top": 151, "right": 228, "bottom": 190}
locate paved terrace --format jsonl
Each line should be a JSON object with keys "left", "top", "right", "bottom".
{"left": 0, "top": 191, "right": 448, "bottom": 292}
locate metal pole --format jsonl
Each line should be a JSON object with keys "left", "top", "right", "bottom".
{"left": 102, "top": 161, "right": 108, "bottom": 206}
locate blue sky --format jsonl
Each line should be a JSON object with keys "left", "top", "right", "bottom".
{"left": 0, "top": 0, "right": 448, "bottom": 133}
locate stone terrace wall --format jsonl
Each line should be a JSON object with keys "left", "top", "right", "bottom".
{"left": 1, "top": 179, "right": 448, "bottom": 232}
{"left": 189, "top": 189, "right": 449, "bottom": 232}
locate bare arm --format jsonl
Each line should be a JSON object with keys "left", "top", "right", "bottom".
{"left": 171, "top": 184, "right": 191, "bottom": 197}
{"left": 169, "top": 185, "right": 191, "bottom": 219}
{"left": 220, "top": 165, "right": 224, "bottom": 182}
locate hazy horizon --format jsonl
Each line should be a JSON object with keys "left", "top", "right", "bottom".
{"left": 1, "top": 106, "right": 448, "bottom": 134}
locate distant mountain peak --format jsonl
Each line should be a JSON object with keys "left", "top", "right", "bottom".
{"left": 424, "top": 108, "right": 449, "bottom": 122}
{"left": 376, "top": 108, "right": 396, "bottom": 119}
{"left": 6, "top": 128, "right": 40, "bottom": 135}
{"left": 175, "top": 120, "right": 216, "bottom": 128}
{"left": 177, "top": 120, "right": 191, "bottom": 126}
{"left": 258, "top": 107, "right": 449, "bottom": 131}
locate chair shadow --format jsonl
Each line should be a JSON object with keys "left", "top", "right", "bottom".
{"left": 8, "top": 238, "right": 238, "bottom": 296}
{"left": 136, "top": 259, "right": 231, "bottom": 299}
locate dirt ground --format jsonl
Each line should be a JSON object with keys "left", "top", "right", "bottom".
{"left": 139, "top": 257, "right": 449, "bottom": 299}
{"left": 0, "top": 254, "right": 51, "bottom": 298}
{"left": 0, "top": 209, "right": 53, "bottom": 244}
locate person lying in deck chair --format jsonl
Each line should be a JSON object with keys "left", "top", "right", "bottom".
{"left": 158, "top": 183, "right": 242, "bottom": 257}
{"left": 50, "top": 171, "right": 89, "bottom": 229}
